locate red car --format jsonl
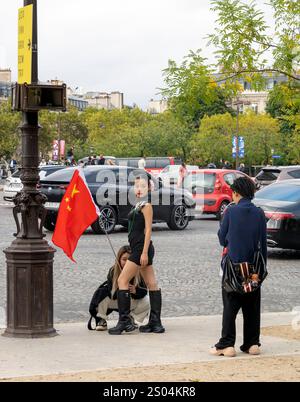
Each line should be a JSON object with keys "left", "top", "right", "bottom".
{"left": 184, "top": 169, "right": 252, "bottom": 219}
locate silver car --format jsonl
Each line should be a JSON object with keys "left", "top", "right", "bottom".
{"left": 3, "top": 165, "right": 67, "bottom": 202}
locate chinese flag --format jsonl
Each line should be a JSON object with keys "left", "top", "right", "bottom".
{"left": 52, "top": 168, "right": 99, "bottom": 262}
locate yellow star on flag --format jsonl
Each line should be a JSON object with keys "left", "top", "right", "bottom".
{"left": 71, "top": 184, "right": 80, "bottom": 199}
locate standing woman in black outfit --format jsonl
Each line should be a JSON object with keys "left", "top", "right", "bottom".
{"left": 109, "top": 172, "right": 165, "bottom": 335}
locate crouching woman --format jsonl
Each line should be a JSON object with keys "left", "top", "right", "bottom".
{"left": 96, "top": 245, "right": 150, "bottom": 331}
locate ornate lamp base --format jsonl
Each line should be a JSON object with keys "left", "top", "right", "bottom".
{"left": 2, "top": 238, "right": 57, "bottom": 338}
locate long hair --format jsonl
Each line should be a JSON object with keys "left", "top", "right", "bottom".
{"left": 112, "top": 245, "right": 141, "bottom": 294}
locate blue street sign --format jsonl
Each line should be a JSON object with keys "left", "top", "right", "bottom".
{"left": 272, "top": 155, "right": 281, "bottom": 159}
{"left": 232, "top": 136, "right": 245, "bottom": 158}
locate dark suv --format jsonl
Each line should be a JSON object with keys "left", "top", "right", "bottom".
{"left": 255, "top": 166, "right": 300, "bottom": 189}
{"left": 40, "top": 166, "right": 195, "bottom": 234}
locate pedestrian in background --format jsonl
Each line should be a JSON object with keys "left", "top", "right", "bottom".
{"left": 0, "top": 156, "right": 8, "bottom": 179}
{"left": 9, "top": 158, "right": 17, "bottom": 175}
{"left": 91, "top": 155, "right": 98, "bottom": 165}
{"left": 138, "top": 157, "right": 146, "bottom": 170}
{"left": 222, "top": 160, "right": 231, "bottom": 170}
{"left": 98, "top": 154, "right": 106, "bottom": 166}
{"left": 210, "top": 176, "right": 267, "bottom": 358}
{"left": 238, "top": 163, "right": 246, "bottom": 173}
{"left": 178, "top": 162, "right": 188, "bottom": 188}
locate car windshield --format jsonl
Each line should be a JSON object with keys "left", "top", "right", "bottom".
{"left": 184, "top": 173, "right": 216, "bottom": 190}
{"left": 256, "top": 169, "right": 280, "bottom": 181}
{"left": 41, "top": 168, "right": 76, "bottom": 182}
{"left": 287, "top": 169, "right": 300, "bottom": 179}
{"left": 255, "top": 184, "right": 300, "bottom": 202}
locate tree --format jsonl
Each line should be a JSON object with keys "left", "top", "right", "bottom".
{"left": 239, "top": 112, "right": 282, "bottom": 166}
{"left": 83, "top": 107, "right": 190, "bottom": 160}
{"left": 288, "top": 126, "right": 300, "bottom": 164}
{"left": 160, "top": 50, "right": 234, "bottom": 128}
{"left": 191, "top": 112, "right": 281, "bottom": 166}
{"left": 138, "top": 112, "right": 192, "bottom": 160}
{"left": 190, "top": 113, "right": 235, "bottom": 165}
{"left": 208, "top": 0, "right": 300, "bottom": 87}
{"left": 39, "top": 107, "right": 89, "bottom": 159}
{"left": 266, "top": 82, "right": 300, "bottom": 133}
{"left": 0, "top": 101, "right": 20, "bottom": 159}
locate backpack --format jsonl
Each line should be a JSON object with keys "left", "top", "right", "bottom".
{"left": 87, "top": 280, "right": 110, "bottom": 330}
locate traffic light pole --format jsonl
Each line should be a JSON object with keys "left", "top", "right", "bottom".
{"left": 3, "top": 0, "right": 56, "bottom": 338}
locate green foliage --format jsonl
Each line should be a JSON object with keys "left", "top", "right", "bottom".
{"left": 83, "top": 108, "right": 191, "bottom": 160}
{"left": 0, "top": 101, "right": 20, "bottom": 159}
{"left": 191, "top": 112, "right": 281, "bottom": 166}
{"left": 209, "top": 0, "right": 300, "bottom": 85}
{"left": 39, "top": 106, "right": 88, "bottom": 158}
{"left": 288, "top": 127, "right": 300, "bottom": 164}
{"left": 190, "top": 113, "right": 234, "bottom": 165}
{"left": 266, "top": 82, "right": 300, "bottom": 132}
{"left": 160, "top": 50, "right": 234, "bottom": 128}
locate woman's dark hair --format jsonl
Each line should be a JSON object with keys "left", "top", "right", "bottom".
{"left": 231, "top": 177, "right": 256, "bottom": 200}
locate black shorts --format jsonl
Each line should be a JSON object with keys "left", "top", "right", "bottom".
{"left": 128, "top": 241, "right": 155, "bottom": 266}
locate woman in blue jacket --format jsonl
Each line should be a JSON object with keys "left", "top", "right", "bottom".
{"left": 210, "top": 176, "right": 267, "bottom": 357}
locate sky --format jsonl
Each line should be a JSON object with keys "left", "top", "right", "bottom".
{"left": 0, "top": 0, "right": 273, "bottom": 108}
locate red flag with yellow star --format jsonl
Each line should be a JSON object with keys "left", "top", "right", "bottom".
{"left": 52, "top": 168, "right": 99, "bottom": 262}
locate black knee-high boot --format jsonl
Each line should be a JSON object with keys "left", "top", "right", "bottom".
{"left": 108, "top": 290, "right": 137, "bottom": 335}
{"left": 139, "top": 289, "right": 165, "bottom": 333}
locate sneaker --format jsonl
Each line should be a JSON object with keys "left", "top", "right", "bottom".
{"left": 129, "top": 315, "right": 138, "bottom": 329}
{"left": 209, "top": 346, "right": 236, "bottom": 357}
{"left": 246, "top": 345, "right": 261, "bottom": 355}
{"left": 95, "top": 319, "right": 108, "bottom": 331}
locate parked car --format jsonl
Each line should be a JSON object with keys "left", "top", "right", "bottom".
{"left": 40, "top": 166, "right": 195, "bottom": 234}
{"left": 158, "top": 165, "right": 199, "bottom": 187}
{"left": 254, "top": 180, "right": 300, "bottom": 250}
{"left": 115, "top": 157, "right": 182, "bottom": 176}
{"left": 3, "top": 165, "right": 67, "bottom": 202}
{"left": 183, "top": 169, "right": 252, "bottom": 219}
{"left": 255, "top": 165, "right": 300, "bottom": 189}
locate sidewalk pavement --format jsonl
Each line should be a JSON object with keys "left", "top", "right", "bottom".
{"left": 0, "top": 312, "right": 299, "bottom": 380}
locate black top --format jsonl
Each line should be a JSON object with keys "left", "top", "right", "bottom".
{"left": 128, "top": 201, "right": 148, "bottom": 247}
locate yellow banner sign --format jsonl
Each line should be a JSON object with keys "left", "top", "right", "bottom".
{"left": 18, "top": 4, "right": 33, "bottom": 84}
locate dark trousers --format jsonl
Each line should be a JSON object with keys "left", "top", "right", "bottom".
{"left": 215, "top": 288, "right": 261, "bottom": 352}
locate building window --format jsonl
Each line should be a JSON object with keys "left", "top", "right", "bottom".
{"left": 251, "top": 103, "right": 258, "bottom": 114}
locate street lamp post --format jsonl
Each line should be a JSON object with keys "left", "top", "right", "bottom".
{"left": 3, "top": 0, "right": 56, "bottom": 338}
{"left": 235, "top": 102, "right": 240, "bottom": 170}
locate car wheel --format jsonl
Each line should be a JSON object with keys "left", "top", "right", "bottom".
{"left": 91, "top": 206, "right": 117, "bottom": 234}
{"left": 216, "top": 201, "right": 229, "bottom": 220}
{"left": 43, "top": 214, "right": 56, "bottom": 232}
{"left": 167, "top": 204, "right": 189, "bottom": 230}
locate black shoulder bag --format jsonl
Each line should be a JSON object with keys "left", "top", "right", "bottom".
{"left": 222, "top": 245, "right": 268, "bottom": 295}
